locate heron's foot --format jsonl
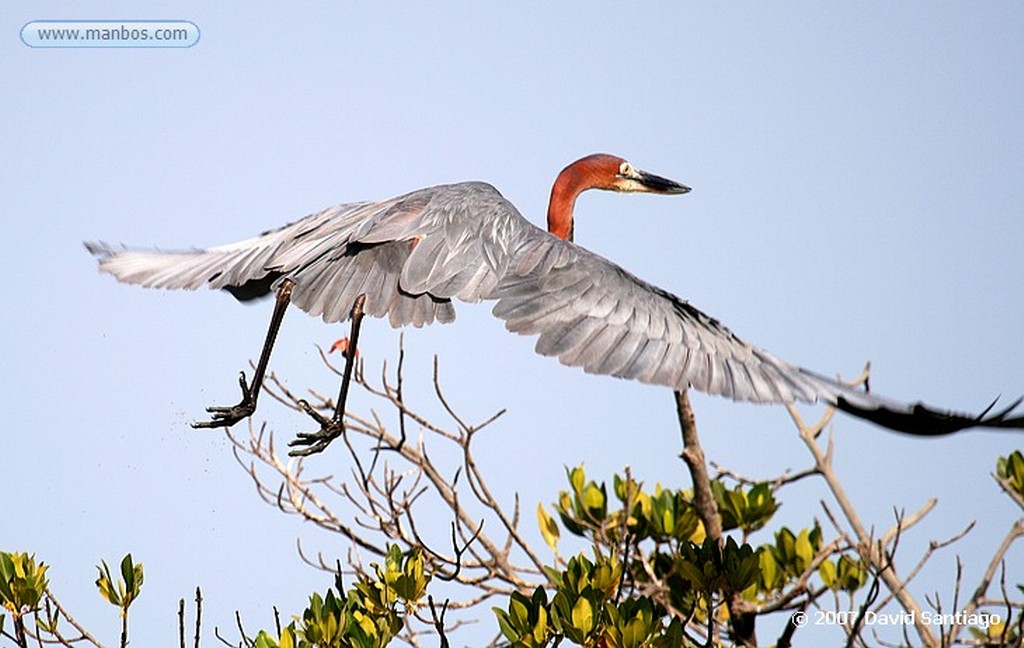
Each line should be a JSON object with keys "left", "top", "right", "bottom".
{"left": 192, "top": 372, "right": 257, "bottom": 429}
{"left": 287, "top": 400, "right": 344, "bottom": 456}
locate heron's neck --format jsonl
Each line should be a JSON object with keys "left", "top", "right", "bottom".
{"left": 547, "top": 168, "right": 587, "bottom": 241}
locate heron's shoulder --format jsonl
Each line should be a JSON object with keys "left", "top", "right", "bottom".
{"left": 325, "top": 181, "right": 512, "bottom": 222}
{"left": 424, "top": 180, "right": 505, "bottom": 200}
{"left": 411, "top": 181, "right": 524, "bottom": 218}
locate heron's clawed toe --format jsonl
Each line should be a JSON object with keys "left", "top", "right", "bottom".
{"left": 287, "top": 400, "right": 344, "bottom": 456}
{"left": 191, "top": 372, "right": 257, "bottom": 429}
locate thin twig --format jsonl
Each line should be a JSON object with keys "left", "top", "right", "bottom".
{"left": 194, "top": 587, "right": 202, "bottom": 648}
{"left": 42, "top": 590, "right": 105, "bottom": 648}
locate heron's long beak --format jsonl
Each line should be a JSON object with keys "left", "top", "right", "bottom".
{"left": 618, "top": 167, "right": 691, "bottom": 194}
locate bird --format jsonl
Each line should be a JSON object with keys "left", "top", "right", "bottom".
{"left": 86, "top": 153, "right": 1024, "bottom": 435}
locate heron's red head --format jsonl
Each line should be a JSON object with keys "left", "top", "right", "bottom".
{"left": 547, "top": 153, "right": 690, "bottom": 241}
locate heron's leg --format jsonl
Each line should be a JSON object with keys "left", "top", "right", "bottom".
{"left": 192, "top": 279, "right": 294, "bottom": 429}
{"left": 289, "top": 294, "right": 367, "bottom": 456}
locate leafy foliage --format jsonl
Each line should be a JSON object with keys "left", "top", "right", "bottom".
{"left": 997, "top": 449, "right": 1024, "bottom": 500}
{"left": 95, "top": 553, "right": 144, "bottom": 613}
{"left": 0, "top": 552, "right": 48, "bottom": 617}
{"left": 494, "top": 554, "right": 685, "bottom": 647}
{"left": 253, "top": 545, "right": 430, "bottom": 648}
{"left": 711, "top": 481, "right": 778, "bottom": 534}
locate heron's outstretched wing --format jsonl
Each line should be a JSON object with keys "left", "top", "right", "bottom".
{"left": 492, "top": 234, "right": 1024, "bottom": 435}
{"left": 86, "top": 182, "right": 523, "bottom": 328}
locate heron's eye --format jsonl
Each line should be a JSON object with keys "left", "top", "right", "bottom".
{"left": 619, "top": 162, "right": 634, "bottom": 176}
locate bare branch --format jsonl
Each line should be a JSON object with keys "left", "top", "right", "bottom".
{"left": 946, "top": 517, "right": 1024, "bottom": 642}
{"left": 710, "top": 461, "right": 819, "bottom": 491}
{"left": 674, "top": 390, "right": 721, "bottom": 542}
{"left": 879, "top": 499, "right": 937, "bottom": 551}
{"left": 787, "top": 383, "right": 939, "bottom": 648}
{"left": 224, "top": 341, "right": 552, "bottom": 625}
{"left": 39, "top": 589, "right": 106, "bottom": 648}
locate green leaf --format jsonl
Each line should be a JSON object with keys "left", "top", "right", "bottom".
{"left": 591, "top": 559, "right": 621, "bottom": 597}
{"left": 583, "top": 483, "right": 606, "bottom": 515}
{"left": 492, "top": 587, "right": 552, "bottom": 647}
{"left": 794, "top": 529, "right": 814, "bottom": 571}
{"left": 998, "top": 450, "right": 1024, "bottom": 496}
{"left": 279, "top": 627, "right": 295, "bottom": 648}
{"left": 660, "top": 507, "right": 675, "bottom": 536}
{"left": 835, "top": 555, "right": 867, "bottom": 592}
{"left": 493, "top": 607, "right": 518, "bottom": 642}
{"left": 570, "top": 595, "right": 593, "bottom": 635}
{"left": 120, "top": 554, "right": 134, "bottom": 589}
{"left": 511, "top": 593, "right": 529, "bottom": 626}
{"left": 568, "top": 464, "right": 586, "bottom": 495}
{"left": 676, "top": 559, "right": 707, "bottom": 590}
{"left": 532, "top": 603, "right": 548, "bottom": 643}
{"left": 95, "top": 560, "right": 121, "bottom": 607}
{"left": 537, "top": 504, "right": 560, "bottom": 553}
{"left": 819, "top": 558, "right": 837, "bottom": 589}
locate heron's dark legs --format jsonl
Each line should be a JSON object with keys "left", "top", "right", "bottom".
{"left": 289, "top": 294, "right": 367, "bottom": 456}
{"left": 192, "top": 279, "right": 294, "bottom": 429}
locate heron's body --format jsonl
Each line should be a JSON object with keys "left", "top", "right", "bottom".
{"left": 86, "top": 154, "right": 1024, "bottom": 435}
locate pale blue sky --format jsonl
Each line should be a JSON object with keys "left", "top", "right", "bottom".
{"left": 4, "top": 3, "right": 1023, "bottom": 646}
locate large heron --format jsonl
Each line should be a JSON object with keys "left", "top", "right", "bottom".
{"left": 86, "top": 154, "right": 1023, "bottom": 436}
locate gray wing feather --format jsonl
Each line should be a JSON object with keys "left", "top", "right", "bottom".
{"left": 86, "top": 182, "right": 520, "bottom": 328}
{"left": 493, "top": 235, "right": 833, "bottom": 404}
